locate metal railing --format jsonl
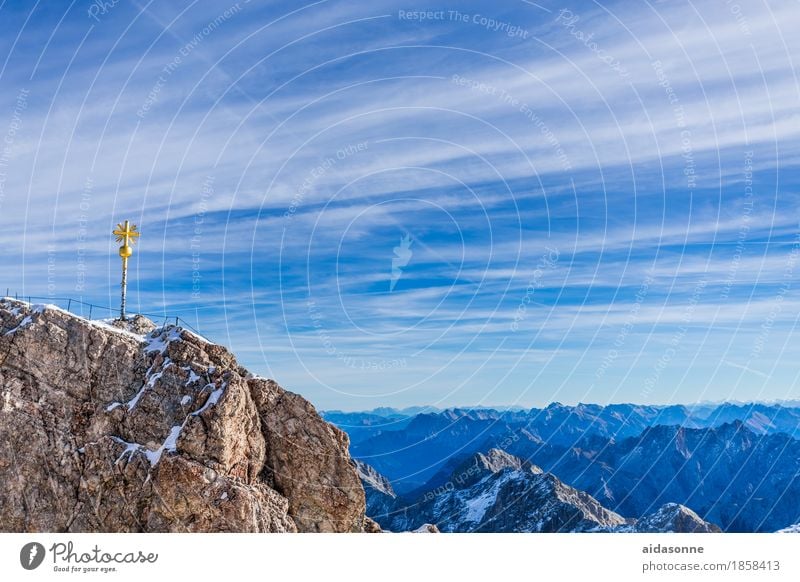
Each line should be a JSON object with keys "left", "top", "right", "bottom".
{"left": 2, "top": 290, "right": 209, "bottom": 340}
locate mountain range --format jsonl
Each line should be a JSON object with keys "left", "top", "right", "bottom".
{"left": 325, "top": 402, "right": 800, "bottom": 532}
{"left": 356, "top": 448, "right": 720, "bottom": 533}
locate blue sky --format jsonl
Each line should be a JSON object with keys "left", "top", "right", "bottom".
{"left": 1, "top": 0, "right": 799, "bottom": 410}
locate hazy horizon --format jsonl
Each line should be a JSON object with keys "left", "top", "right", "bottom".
{"left": 322, "top": 398, "right": 800, "bottom": 414}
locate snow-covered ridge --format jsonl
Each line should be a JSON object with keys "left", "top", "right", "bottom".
{"left": 1, "top": 298, "right": 213, "bottom": 346}
{"left": 1, "top": 299, "right": 146, "bottom": 342}
{"left": 360, "top": 449, "right": 722, "bottom": 533}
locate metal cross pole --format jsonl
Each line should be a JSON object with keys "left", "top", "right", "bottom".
{"left": 121, "top": 255, "right": 128, "bottom": 320}
{"left": 112, "top": 220, "right": 140, "bottom": 321}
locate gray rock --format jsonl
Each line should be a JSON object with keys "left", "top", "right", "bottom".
{"left": 0, "top": 299, "right": 370, "bottom": 532}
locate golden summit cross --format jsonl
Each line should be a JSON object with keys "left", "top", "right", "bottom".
{"left": 113, "top": 220, "right": 140, "bottom": 249}
{"left": 112, "top": 220, "right": 140, "bottom": 321}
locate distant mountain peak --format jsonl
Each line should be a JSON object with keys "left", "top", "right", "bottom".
{"left": 627, "top": 503, "right": 721, "bottom": 533}
{"left": 446, "top": 448, "right": 544, "bottom": 492}
{"left": 476, "top": 448, "right": 541, "bottom": 473}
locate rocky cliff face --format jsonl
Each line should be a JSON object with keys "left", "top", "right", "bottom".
{"left": 0, "top": 299, "right": 370, "bottom": 533}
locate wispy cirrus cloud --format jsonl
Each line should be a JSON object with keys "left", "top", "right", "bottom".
{"left": 1, "top": 0, "right": 799, "bottom": 409}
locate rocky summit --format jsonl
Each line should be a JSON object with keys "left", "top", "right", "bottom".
{"left": 621, "top": 503, "right": 721, "bottom": 533}
{"left": 0, "top": 299, "right": 371, "bottom": 533}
